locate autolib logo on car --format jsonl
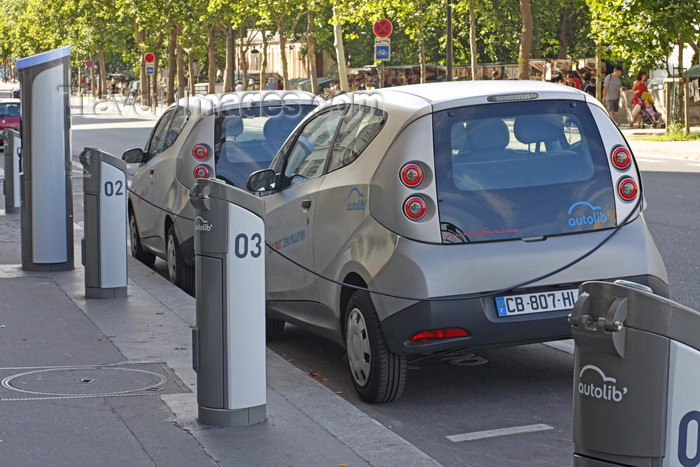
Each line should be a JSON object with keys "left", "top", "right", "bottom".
{"left": 567, "top": 201, "right": 609, "bottom": 227}
{"left": 194, "top": 216, "right": 212, "bottom": 231}
{"left": 347, "top": 187, "right": 366, "bottom": 212}
{"left": 578, "top": 364, "right": 627, "bottom": 402}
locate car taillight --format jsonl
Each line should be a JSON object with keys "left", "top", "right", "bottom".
{"left": 400, "top": 163, "right": 423, "bottom": 187}
{"left": 403, "top": 196, "right": 426, "bottom": 220}
{"left": 193, "top": 165, "right": 210, "bottom": 179}
{"left": 410, "top": 329, "right": 469, "bottom": 342}
{"left": 611, "top": 146, "right": 632, "bottom": 170}
{"left": 617, "top": 177, "right": 638, "bottom": 201}
{"left": 192, "top": 144, "right": 208, "bottom": 160}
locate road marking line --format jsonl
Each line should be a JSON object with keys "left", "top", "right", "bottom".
{"left": 544, "top": 339, "right": 575, "bottom": 354}
{"left": 447, "top": 424, "right": 553, "bottom": 443}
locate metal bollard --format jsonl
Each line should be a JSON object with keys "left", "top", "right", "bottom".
{"left": 3, "top": 129, "right": 21, "bottom": 213}
{"left": 570, "top": 280, "right": 700, "bottom": 466}
{"left": 79, "top": 147, "right": 128, "bottom": 299}
{"left": 190, "top": 178, "right": 266, "bottom": 427}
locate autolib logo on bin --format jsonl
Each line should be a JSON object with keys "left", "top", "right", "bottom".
{"left": 194, "top": 216, "right": 212, "bottom": 232}
{"left": 578, "top": 365, "right": 628, "bottom": 402}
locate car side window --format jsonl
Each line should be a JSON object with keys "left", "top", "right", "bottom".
{"left": 163, "top": 107, "right": 190, "bottom": 151}
{"left": 328, "top": 105, "right": 385, "bottom": 172}
{"left": 145, "top": 109, "right": 175, "bottom": 159}
{"left": 280, "top": 108, "right": 345, "bottom": 188}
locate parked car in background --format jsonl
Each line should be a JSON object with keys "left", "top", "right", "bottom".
{"left": 0, "top": 98, "right": 20, "bottom": 147}
{"left": 123, "top": 91, "right": 321, "bottom": 294}
{"left": 247, "top": 81, "right": 668, "bottom": 403}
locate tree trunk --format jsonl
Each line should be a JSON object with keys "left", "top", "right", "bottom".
{"left": 223, "top": 25, "right": 235, "bottom": 92}
{"left": 518, "top": 0, "right": 533, "bottom": 80}
{"left": 261, "top": 30, "right": 269, "bottom": 90}
{"left": 97, "top": 48, "right": 107, "bottom": 99}
{"left": 469, "top": 0, "right": 477, "bottom": 80}
{"left": 166, "top": 24, "right": 177, "bottom": 105}
{"left": 239, "top": 26, "right": 250, "bottom": 90}
{"left": 278, "top": 21, "right": 290, "bottom": 89}
{"left": 557, "top": 8, "right": 578, "bottom": 60}
{"left": 332, "top": 3, "right": 349, "bottom": 92}
{"left": 307, "top": 10, "right": 319, "bottom": 94}
{"left": 176, "top": 24, "right": 185, "bottom": 99}
{"left": 417, "top": 0, "right": 426, "bottom": 83}
{"left": 207, "top": 26, "right": 217, "bottom": 94}
{"left": 136, "top": 27, "right": 147, "bottom": 102}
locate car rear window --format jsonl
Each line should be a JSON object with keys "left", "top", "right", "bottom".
{"left": 433, "top": 100, "right": 616, "bottom": 243}
{"left": 0, "top": 103, "right": 19, "bottom": 117}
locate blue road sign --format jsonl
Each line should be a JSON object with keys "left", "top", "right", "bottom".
{"left": 146, "top": 65, "right": 155, "bottom": 75}
{"left": 375, "top": 45, "right": 390, "bottom": 61}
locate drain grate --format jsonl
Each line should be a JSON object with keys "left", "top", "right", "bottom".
{"left": 0, "top": 362, "right": 190, "bottom": 401}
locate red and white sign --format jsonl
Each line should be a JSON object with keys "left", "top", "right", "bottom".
{"left": 373, "top": 19, "right": 393, "bottom": 38}
{"left": 143, "top": 52, "right": 156, "bottom": 63}
{"left": 86, "top": 59, "right": 94, "bottom": 68}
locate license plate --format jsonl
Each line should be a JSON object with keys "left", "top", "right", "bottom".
{"left": 495, "top": 289, "right": 579, "bottom": 317}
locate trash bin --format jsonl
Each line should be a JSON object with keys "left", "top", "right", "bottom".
{"left": 570, "top": 280, "right": 700, "bottom": 466}
{"left": 3, "top": 129, "right": 21, "bottom": 213}
{"left": 79, "top": 147, "right": 128, "bottom": 299}
{"left": 189, "top": 177, "right": 266, "bottom": 427}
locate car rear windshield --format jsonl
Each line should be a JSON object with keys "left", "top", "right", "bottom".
{"left": 433, "top": 100, "right": 616, "bottom": 243}
{"left": 214, "top": 103, "right": 315, "bottom": 187}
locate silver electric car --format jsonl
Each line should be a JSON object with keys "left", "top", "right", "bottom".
{"left": 123, "top": 91, "right": 320, "bottom": 294}
{"left": 247, "top": 81, "right": 668, "bottom": 403}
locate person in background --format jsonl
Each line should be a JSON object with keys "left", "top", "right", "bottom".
{"left": 567, "top": 70, "right": 582, "bottom": 89}
{"left": 234, "top": 81, "right": 243, "bottom": 92}
{"left": 603, "top": 65, "right": 623, "bottom": 120}
{"left": 631, "top": 71, "right": 648, "bottom": 128}
{"left": 265, "top": 79, "right": 276, "bottom": 90}
{"left": 491, "top": 70, "right": 500, "bottom": 80}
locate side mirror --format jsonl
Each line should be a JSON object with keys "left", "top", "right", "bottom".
{"left": 122, "top": 147, "right": 146, "bottom": 164}
{"left": 247, "top": 169, "right": 277, "bottom": 193}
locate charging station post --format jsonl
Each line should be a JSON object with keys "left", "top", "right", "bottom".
{"left": 190, "top": 178, "right": 267, "bottom": 427}
{"left": 16, "top": 46, "right": 73, "bottom": 271}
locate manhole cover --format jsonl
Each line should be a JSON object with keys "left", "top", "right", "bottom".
{"left": 0, "top": 363, "right": 189, "bottom": 400}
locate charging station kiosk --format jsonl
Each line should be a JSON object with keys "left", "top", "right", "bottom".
{"left": 571, "top": 281, "right": 700, "bottom": 466}
{"left": 17, "top": 46, "right": 73, "bottom": 271}
{"left": 3, "top": 129, "right": 21, "bottom": 213}
{"left": 79, "top": 147, "right": 128, "bottom": 299}
{"left": 190, "top": 178, "right": 267, "bottom": 427}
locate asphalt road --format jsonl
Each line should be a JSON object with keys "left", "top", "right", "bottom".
{"left": 70, "top": 113, "right": 699, "bottom": 467}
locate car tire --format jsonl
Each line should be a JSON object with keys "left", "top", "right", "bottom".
{"left": 266, "top": 316, "right": 285, "bottom": 340}
{"left": 129, "top": 211, "right": 156, "bottom": 266}
{"left": 167, "top": 225, "right": 195, "bottom": 295}
{"left": 345, "top": 290, "right": 406, "bottom": 403}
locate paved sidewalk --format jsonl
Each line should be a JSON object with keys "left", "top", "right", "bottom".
{"left": 0, "top": 209, "right": 439, "bottom": 466}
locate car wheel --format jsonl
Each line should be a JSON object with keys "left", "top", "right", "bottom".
{"left": 266, "top": 315, "right": 285, "bottom": 340}
{"left": 345, "top": 290, "right": 406, "bottom": 403}
{"left": 129, "top": 211, "right": 156, "bottom": 266}
{"left": 167, "top": 225, "right": 195, "bottom": 295}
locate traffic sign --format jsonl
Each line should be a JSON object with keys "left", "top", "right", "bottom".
{"left": 86, "top": 59, "right": 94, "bottom": 68}
{"left": 144, "top": 52, "right": 155, "bottom": 63}
{"left": 373, "top": 18, "right": 393, "bottom": 38}
{"left": 375, "top": 45, "right": 391, "bottom": 61}
{"left": 146, "top": 65, "right": 155, "bottom": 75}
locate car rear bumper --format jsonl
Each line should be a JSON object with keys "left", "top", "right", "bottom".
{"left": 380, "top": 274, "right": 668, "bottom": 355}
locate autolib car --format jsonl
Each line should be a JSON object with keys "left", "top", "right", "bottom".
{"left": 123, "top": 91, "right": 321, "bottom": 294}
{"left": 246, "top": 81, "right": 668, "bottom": 403}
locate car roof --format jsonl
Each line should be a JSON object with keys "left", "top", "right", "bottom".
{"left": 0, "top": 98, "right": 20, "bottom": 104}
{"left": 357, "top": 80, "right": 594, "bottom": 112}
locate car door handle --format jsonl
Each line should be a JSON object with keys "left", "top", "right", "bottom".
{"left": 301, "top": 199, "right": 312, "bottom": 209}
{"left": 149, "top": 168, "right": 155, "bottom": 175}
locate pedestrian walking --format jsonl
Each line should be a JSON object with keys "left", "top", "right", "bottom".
{"left": 603, "top": 65, "right": 623, "bottom": 121}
